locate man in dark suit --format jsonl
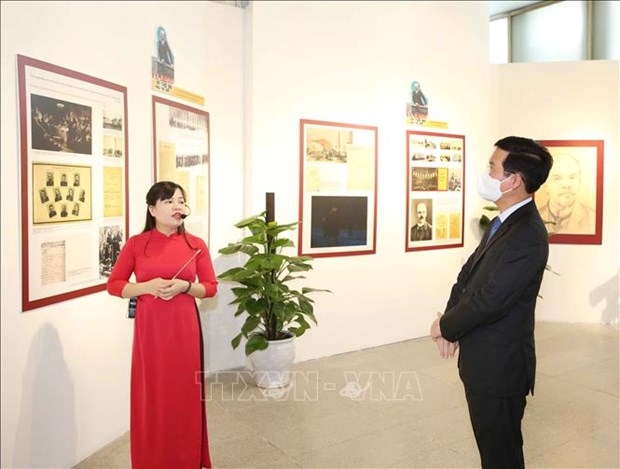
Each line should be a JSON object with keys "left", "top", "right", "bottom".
{"left": 430, "top": 136, "right": 553, "bottom": 469}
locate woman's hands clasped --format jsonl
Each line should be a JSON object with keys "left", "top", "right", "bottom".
{"left": 148, "top": 278, "right": 188, "bottom": 300}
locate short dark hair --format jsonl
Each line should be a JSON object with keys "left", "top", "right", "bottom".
{"left": 494, "top": 136, "right": 553, "bottom": 193}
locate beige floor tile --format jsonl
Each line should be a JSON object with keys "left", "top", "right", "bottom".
{"left": 557, "top": 357, "right": 620, "bottom": 396}
{"left": 295, "top": 408, "right": 475, "bottom": 469}
{"left": 206, "top": 404, "right": 260, "bottom": 446}
{"left": 74, "top": 323, "right": 620, "bottom": 469}
{"left": 294, "top": 425, "right": 425, "bottom": 468}
{"left": 526, "top": 436, "right": 620, "bottom": 468}
{"left": 212, "top": 436, "right": 300, "bottom": 468}
{"left": 536, "top": 325, "right": 619, "bottom": 360}
{"left": 73, "top": 433, "right": 130, "bottom": 468}
{"left": 590, "top": 420, "right": 620, "bottom": 449}
{"left": 260, "top": 404, "right": 389, "bottom": 455}
{"left": 537, "top": 349, "right": 614, "bottom": 378}
{"left": 392, "top": 445, "right": 480, "bottom": 468}
{"left": 448, "top": 436, "right": 481, "bottom": 461}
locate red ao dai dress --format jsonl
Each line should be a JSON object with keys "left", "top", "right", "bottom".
{"left": 107, "top": 229, "right": 217, "bottom": 468}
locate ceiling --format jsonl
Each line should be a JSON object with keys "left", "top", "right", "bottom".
{"left": 488, "top": 1, "right": 543, "bottom": 16}
{"left": 214, "top": 1, "right": 545, "bottom": 16}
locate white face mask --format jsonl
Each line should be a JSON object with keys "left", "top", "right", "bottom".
{"left": 477, "top": 172, "right": 513, "bottom": 202}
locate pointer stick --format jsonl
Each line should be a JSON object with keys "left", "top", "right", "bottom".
{"left": 171, "top": 249, "right": 201, "bottom": 280}
{"left": 154, "top": 249, "right": 201, "bottom": 298}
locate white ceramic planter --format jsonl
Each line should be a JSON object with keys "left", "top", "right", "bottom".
{"left": 248, "top": 335, "right": 295, "bottom": 389}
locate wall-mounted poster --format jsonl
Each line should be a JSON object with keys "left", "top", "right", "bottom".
{"left": 18, "top": 54, "right": 129, "bottom": 311}
{"left": 152, "top": 96, "right": 211, "bottom": 244}
{"left": 535, "top": 140, "right": 604, "bottom": 245}
{"left": 151, "top": 26, "right": 175, "bottom": 94}
{"left": 299, "top": 119, "right": 378, "bottom": 257}
{"left": 406, "top": 130, "right": 465, "bottom": 252}
{"left": 406, "top": 80, "right": 429, "bottom": 125}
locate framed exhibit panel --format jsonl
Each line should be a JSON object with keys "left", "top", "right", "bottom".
{"left": 18, "top": 54, "right": 129, "bottom": 311}
{"left": 152, "top": 96, "right": 211, "bottom": 243}
{"left": 299, "top": 119, "right": 378, "bottom": 258}
{"left": 406, "top": 130, "right": 465, "bottom": 252}
{"left": 535, "top": 140, "right": 604, "bottom": 245}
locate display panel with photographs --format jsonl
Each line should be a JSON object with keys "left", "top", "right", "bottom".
{"left": 535, "top": 140, "right": 604, "bottom": 245}
{"left": 299, "top": 119, "right": 378, "bottom": 257}
{"left": 406, "top": 130, "right": 465, "bottom": 252}
{"left": 32, "top": 163, "right": 92, "bottom": 223}
{"left": 18, "top": 54, "right": 129, "bottom": 311}
{"left": 152, "top": 96, "right": 211, "bottom": 244}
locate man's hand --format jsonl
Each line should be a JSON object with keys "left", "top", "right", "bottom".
{"left": 430, "top": 311, "right": 443, "bottom": 340}
{"left": 431, "top": 311, "right": 458, "bottom": 358}
{"left": 434, "top": 336, "right": 459, "bottom": 359}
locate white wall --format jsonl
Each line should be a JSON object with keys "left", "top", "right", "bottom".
{"left": 491, "top": 61, "right": 620, "bottom": 324}
{"left": 2, "top": 1, "right": 618, "bottom": 467}
{"left": 1, "top": 1, "right": 244, "bottom": 466}
{"left": 244, "top": 0, "right": 493, "bottom": 362}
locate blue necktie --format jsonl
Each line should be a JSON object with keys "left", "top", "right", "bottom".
{"left": 486, "top": 217, "right": 501, "bottom": 246}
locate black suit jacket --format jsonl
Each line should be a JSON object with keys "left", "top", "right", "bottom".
{"left": 440, "top": 201, "right": 549, "bottom": 397}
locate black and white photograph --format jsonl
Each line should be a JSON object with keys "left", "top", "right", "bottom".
{"left": 38, "top": 188, "right": 49, "bottom": 204}
{"left": 47, "top": 203, "right": 57, "bottom": 218}
{"left": 448, "top": 168, "right": 462, "bottom": 191}
{"left": 30, "top": 93, "right": 92, "bottom": 154}
{"left": 410, "top": 198, "right": 433, "bottom": 242}
{"left": 305, "top": 127, "right": 352, "bottom": 163}
{"left": 103, "top": 135, "right": 124, "bottom": 158}
{"left": 99, "top": 225, "right": 123, "bottom": 278}
{"left": 103, "top": 105, "right": 123, "bottom": 131}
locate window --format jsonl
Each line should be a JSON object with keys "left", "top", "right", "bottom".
{"left": 489, "top": 0, "right": 619, "bottom": 63}
{"left": 512, "top": 1, "right": 586, "bottom": 63}
{"left": 490, "top": 17, "right": 509, "bottom": 64}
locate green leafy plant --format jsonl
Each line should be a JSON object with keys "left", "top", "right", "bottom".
{"left": 218, "top": 212, "right": 330, "bottom": 356}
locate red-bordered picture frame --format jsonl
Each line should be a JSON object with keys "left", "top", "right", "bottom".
{"left": 535, "top": 140, "right": 604, "bottom": 245}
{"left": 406, "top": 130, "right": 465, "bottom": 252}
{"left": 152, "top": 96, "right": 211, "bottom": 245}
{"left": 298, "top": 119, "right": 378, "bottom": 258}
{"left": 18, "top": 54, "right": 129, "bottom": 311}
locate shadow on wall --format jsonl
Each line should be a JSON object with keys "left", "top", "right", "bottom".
{"left": 590, "top": 270, "right": 620, "bottom": 325}
{"left": 199, "top": 252, "right": 246, "bottom": 372}
{"left": 13, "top": 323, "right": 77, "bottom": 467}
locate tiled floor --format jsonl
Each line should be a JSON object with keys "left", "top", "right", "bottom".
{"left": 75, "top": 322, "right": 619, "bottom": 468}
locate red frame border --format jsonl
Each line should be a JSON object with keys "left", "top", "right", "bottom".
{"left": 405, "top": 129, "right": 466, "bottom": 253}
{"left": 298, "top": 119, "right": 378, "bottom": 258}
{"left": 536, "top": 139, "right": 604, "bottom": 245}
{"left": 151, "top": 95, "right": 211, "bottom": 245}
{"left": 18, "top": 54, "right": 129, "bottom": 311}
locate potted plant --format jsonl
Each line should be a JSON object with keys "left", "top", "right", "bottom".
{"left": 217, "top": 212, "right": 330, "bottom": 388}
